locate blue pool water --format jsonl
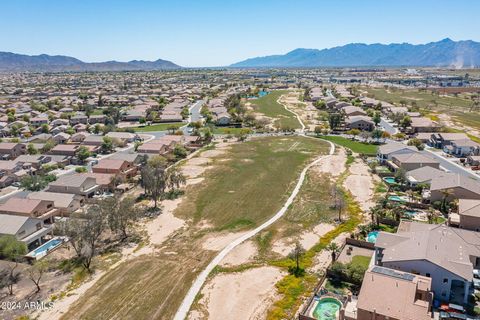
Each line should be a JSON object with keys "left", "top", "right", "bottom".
{"left": 313, "top": 297, "right": 342, "bottom": 320}
{"left": 367, "top": 231, "right": 379, "bottom": 243}
{"left": 388, "top": 195, "right": 406, "bottom": 202}
{"left": 383, "top": 177, "right": 396, "bottom": 184}
{"left": 404, "top": 210, "right": 417, "bottom": 217}
{"left": 247, "top": 90, "right": 270, "bottom": 99}
{"left": 33, "top": 238, "right": 63, "bottom": 256}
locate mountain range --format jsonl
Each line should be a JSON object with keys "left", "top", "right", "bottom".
{"left": 0, "top": 52, "right": 181, "bottom": 72}
{"left": 230, "top": 38, "right": 480, "bottom": 68}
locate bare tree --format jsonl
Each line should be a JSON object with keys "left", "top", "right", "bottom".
{"left": 80, "top": 205, "right": 105, "bottom": 272}
{"left": 27, "top": 259, "right": 49, "bottom": 293}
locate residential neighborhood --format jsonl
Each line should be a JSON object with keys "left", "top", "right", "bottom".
{"left": 1, "top": 2, "right": 480, "bottom": 319}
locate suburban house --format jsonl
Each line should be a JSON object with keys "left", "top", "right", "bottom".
{"left": 92, "top": 159, "right": 137, "bottom": 178}
{"left": 375, "top": 221, "right": 480, "bottom": 304}
{"left": 88, "top": 115, "right": 107, "bottom": 124}
{"left": 355, "top": 266, "right": 433, "bottom": 320}
{"left": 0, "top": 214, "right": 53, "bottom": 251}
{"left": 390, "top": 152, "right": 440, "bottom": 171}
{"left": 70, "top": 115, "right": 88, "bottom": 125}
{"left": 405, "top": 166, "right": 448, "bottom": 186}
{"left": 376, "top": 142, "right": 417, "bottom": 164}
{"left": 448, "top": 198, "right": 480, "bottom": 232}
{"left": 429, "top": 173, "right": 480, "bottom": 202}
{"left": 409, "top": 117, "right": 440, "bottom": 133}
{"left": 430, "top": 133, "right": 469, "bottom": 148}
{"left": 27, "top": 191, "right": 83, "bottom": 216}
{"left": 82, "top": 135, "right": 105, "bottom": 146}
{"left": 443, "top": 138, "right": 480, "bottom": 157}
{"left": 0, "top": 198, "right": 58, "bottom": 224}
{"left": 47, "top": 174, "right": 99, "bottom": 198}
{"left": 106, "top": 131, "right": 137, "bottom": 144}
{"left": 342, "top": 105, "right": 367, "bottom": 117}
{"left": 0, "top": 142, "right": 26, "bottom": 160}
{"left": 84, "top": 172, "right": 116, "bottom": 191}
{"left": 345, "top": 116, "right": 374, "bottom": 131}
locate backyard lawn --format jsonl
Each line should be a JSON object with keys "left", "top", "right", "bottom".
{"left": 251, "top": 90, "right": 302, "bottom": 130}
{"left": 318, "top": 135, "right": 378, "bottom": 155}
{"left": 133, "top": 122, "right": 183, "bottom": 132}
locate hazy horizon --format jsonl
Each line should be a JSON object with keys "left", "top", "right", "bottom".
{"left": 1, "top": 0, "right": 479, "bottom": 67}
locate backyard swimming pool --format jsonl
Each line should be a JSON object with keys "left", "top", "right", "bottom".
{"left": 313, "top": 297, "right": 342, "bottom": 320}
{"left": 383, "top": 177, "right": 396, "bottom": 185}
{"left": 388, "top": 195, "right": 408, "bottom": 202}
{"left": 28, "top": 237, "right": 64, "bottom": 259}
{"left": 367, "top": 231, "right": 379, "bottom": 243}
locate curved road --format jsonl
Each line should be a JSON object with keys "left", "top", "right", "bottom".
{"left": 174, "top": 92, "right": 334, "bottom": 320}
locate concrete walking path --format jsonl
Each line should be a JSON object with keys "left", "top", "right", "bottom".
{"left": 174, "top": 93, "right": 334, "bottom": 320}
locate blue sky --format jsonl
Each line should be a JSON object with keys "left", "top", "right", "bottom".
{"left": 0, "top": 0, "right": 478, "bottom": 67}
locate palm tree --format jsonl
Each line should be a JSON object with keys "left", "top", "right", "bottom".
{"left": 326, "top": 243, "right": 340, "bottom": 263}
{"left": 440, "top": 188, "right": 454, "bottom": 214}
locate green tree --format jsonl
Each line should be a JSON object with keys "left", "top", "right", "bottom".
{"left": 0, "top": 235, "right": 27, "bottom": 295}
{"left": 173, "top": 144, "right": 188, "bottom": 159}
{"left": 328, "top": 113, "right": 343, "bottom": 131}
{"left": 372, "top": 112, "right": 381, "bottom": 126}
{"left": 101, "top": 136, "right": 115, "bottom": 154}
{"left": 288, "top": 242, "right": 305, "bottom": 277}
{"left": 76, "top": 146, "right": 91, "bottom": 164}
{"left": 27, "top": 143, "right": 38, "bottom": 155}
{"left": 326, "top": 242, "right": 340, "bottom": 263}
{"left": 101, "top": 196, "right": 141, "bottom": 241}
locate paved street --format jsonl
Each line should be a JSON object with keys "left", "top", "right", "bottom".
{"left": 421, "top": 149, "right": 480, "bottom": 180}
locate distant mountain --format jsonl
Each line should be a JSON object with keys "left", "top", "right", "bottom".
{"left": 230, "top": 39, "right": 480, "bottom": 68}
{"left": 0, "top": 52, "right": 181, "bottom": 71}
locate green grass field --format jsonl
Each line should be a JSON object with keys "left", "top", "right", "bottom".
{"left": 318, "top": 135, "right": 378, "bottom": 155}
{"left": 251, "top": 90, "right": 302, "bottom": 129}
{"left": 213, "top": 127, "right": 252, "bottom": 134}
{"left": 176, "top": 136, "right": 330, "bottom": 230}
{"left": 132, "top": 122, "right": 184, "bottom": 132}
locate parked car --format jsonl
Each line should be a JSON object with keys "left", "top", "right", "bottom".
{"left": 473, "top": 269, "right": 480, "bottom": 279}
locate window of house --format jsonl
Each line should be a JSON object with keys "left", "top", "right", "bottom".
{"left": 443, "top": 278, "right": 448, "bottom": 283}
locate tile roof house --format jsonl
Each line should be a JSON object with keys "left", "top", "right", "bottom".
{"left": 376, "top": 142, "right": 417, "bottom": 164}
{"left": 345, "top": 115, "right": 374, "bottom": 131}
{"left": 391, "top": 152, "right": 440, "bottom": 171}
{"left": 0, "top": 214, "right": 53, "bottom": 250}
{"left": 429, "top": 173, "right": 480, "bottom": 202}
{"left": 0, "top": 142, "right": 26, "bottom": 160}
{"left": 356, "top": 266, "right": 433, "bottom": 320}
{"left": 27, "top": 191, "right": 83, "bottom": 216}
{"left": 0, "top": 197, "right": 58, "bottom": 223}
{"left": 449, "top": 198, "right": 480, "bottom": 232}
{"left": 92, "top": 159, "right": 137, "bottom": 178}
{"left": 405, "top": 166, "right": 448, "bottom": 186}
{"left": 47, "top": 174, "right": 98, "bottom": 198}
{"left": 375, "top": 221, "right": 480, "bottom": 304}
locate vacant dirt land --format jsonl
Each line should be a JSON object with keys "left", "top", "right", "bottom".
{"left": 190, "top": 266, "right": 286, "bottom": 320}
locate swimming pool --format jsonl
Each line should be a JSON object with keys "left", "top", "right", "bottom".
{"left": 367, "top": 231, "right": 379, "bottom": 243}
{"left": 313, "top": 297, "right": 342, "bottom": 320}
{"left": 383, "top": 177, "right": 396, "bottom": 185}
{"left": 31, "top": 238, "right": 63, "bottom": 258}
{"left": 388, "top": 195, "right": 407, "bottom": 202}
{"left": 404, "top": 210, "right": 417, "bottom": 217}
